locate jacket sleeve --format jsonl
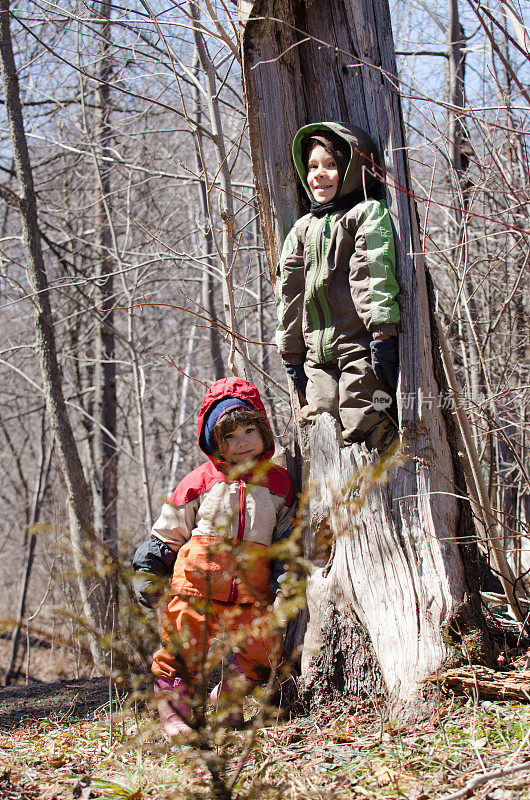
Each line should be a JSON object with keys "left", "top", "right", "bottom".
{"left": 346, "top": 199, "right": 400, "bottom": 333}
{"left": 275, "top": 220, "right": 308, "bottom": 365}
{"left": 132, "top": 537, "right": 178, "bottom": 608}
{"left": 133, "top": 536, "right": 179, "bottom": 575}
{"left": 131, "top": 498, "right": 198, "bottom": 607}
{"left": 150, "top": 498, "right": 198, "bottom": 550}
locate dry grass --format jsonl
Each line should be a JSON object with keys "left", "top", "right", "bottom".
{"left": 0, "top": 692, "right": 530, "bottom": 800}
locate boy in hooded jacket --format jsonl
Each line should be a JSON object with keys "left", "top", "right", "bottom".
{"left": 276, "top": 122, "right": 400, "bottom": 449}
{"left": 133, "top": 377, "right": 295, "bottom": 739}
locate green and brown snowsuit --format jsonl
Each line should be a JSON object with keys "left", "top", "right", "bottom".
{"left": 275, "top": 122, "right": 400, "bottom": 446}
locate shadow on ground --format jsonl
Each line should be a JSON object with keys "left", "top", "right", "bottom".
{"left": 0, "top": 678, "right": 122, "bottom": 728}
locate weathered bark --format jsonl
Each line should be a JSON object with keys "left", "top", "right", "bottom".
{"left": 239, "top": 0, "right": 491, "bottom": 715}
{"left": 0, "top": 0, "right": 106, "bottom": 669}
{"left": 425, "top": 665, "right": 530, "bottom": 702}
{"left": 301, "top": 603, "right": 386, "bottom": 706}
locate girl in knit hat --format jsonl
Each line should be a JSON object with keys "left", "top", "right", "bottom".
{"left": 276, "top": 122, "right": 400, "bottom": 450}
{"left": 133, "top": 377, "right": 295, "bottom": 739}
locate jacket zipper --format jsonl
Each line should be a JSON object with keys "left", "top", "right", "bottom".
{"left": 316, "top": 214, "right": 335, "bottom": 362}
{"left": 307, "top": 214, "right": 337, "bottom": 363}
{"left": 228, "top": 479, "right": 246, "bottom": 603}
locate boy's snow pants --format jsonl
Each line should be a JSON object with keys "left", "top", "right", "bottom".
{"left": 302, "top": 338, "right": 395, "bottom": 448}
{"left": 151, "top": 595, "right": 283, "bottom": 684}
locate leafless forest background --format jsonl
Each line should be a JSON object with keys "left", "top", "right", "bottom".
{"left": 0, "top": 0, "right": 528, "bottom": 684}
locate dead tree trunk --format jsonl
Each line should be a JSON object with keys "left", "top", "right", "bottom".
{"left": 239, "top": 0, "right": 491, "bottom": 716}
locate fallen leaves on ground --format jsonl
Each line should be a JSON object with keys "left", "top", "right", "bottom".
{"left": 0, "top": 697, "right": 529, "bottom": 799}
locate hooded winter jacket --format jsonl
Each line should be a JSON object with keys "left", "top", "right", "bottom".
{"left": 142, "top": 378, "right": 295, "bottom": 605}
{"left": 276, "top": 122, "right": 400, "bottom": 366}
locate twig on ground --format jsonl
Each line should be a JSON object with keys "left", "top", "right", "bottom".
{"left": 438, "top": 758, "right": 530, "bottom": 800}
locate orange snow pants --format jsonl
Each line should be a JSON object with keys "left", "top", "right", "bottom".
{"left": 151, "top": 595, "right": 283, "bottom": 684}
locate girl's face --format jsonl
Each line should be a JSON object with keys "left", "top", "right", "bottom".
{"left": 307, "top": 144, "right": 339, "bottom": 204}
{"left": 218, "top": 423, "right": 264, "bottom": 465}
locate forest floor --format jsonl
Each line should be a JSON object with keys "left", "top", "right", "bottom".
{"left": 0, "top": 677, "right": 529, "bottom": 800}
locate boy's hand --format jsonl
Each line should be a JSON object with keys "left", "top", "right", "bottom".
{"left": 284, "top": 363, "right": 308, "bottom": 396}
{"left": 370, "top": 337, "right": 398, "bottom": 391}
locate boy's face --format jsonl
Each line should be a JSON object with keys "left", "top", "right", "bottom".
{"left": 307, "top": 144, "right": 339, "bottom": 204}
{"left": 218, "top": 423, "right": 264, "bottom": 465}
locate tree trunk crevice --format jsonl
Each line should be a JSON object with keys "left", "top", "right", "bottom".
{"left": 301, "top": 605, "right": 386, "bottom": 708}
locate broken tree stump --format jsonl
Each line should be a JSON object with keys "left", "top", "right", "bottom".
{"left": 238, "top": 0, "right": 492, "bottom": 716}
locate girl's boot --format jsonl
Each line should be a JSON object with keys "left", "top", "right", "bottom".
{"left": 210, "top": 662, "right": 259, "bottom": 729}
{"left": 153, "top": 676, "right": 192, "bottom": 739}
{"left": 210, "top": 678, "right": 245, "bottom": 729}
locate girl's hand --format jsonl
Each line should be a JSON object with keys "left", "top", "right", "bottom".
{"left": 134, "top": 571, "right": 165, "bottom": 608}
{"left": 132, "top": 537, "right": 177, "bottom": 607}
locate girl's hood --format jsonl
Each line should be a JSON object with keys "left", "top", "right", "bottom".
{"left": 197, "top": 377, "right": 272, "bottom": 461}
{"left": 292, "top": 121, "right": 379, "bottom": 202}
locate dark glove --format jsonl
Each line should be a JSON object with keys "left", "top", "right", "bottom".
{"left": 133, "top": 572, "right": 167, "bottom": 609}
{"left": 132, "top": 537, "right": 178, "bottom": 608}
{"left": 285, "top": 363, "right": 308, "bottom": 396}
{"left": 370, "top": 337, "right": 399, "bottom": 391}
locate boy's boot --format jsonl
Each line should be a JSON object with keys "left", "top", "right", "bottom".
{"left": 153, "top": 676, "right": 192, "bottom": 738}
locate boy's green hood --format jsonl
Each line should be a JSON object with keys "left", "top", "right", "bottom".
{"left": 292, "top": 121, "right": 379, "bottom": 202}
